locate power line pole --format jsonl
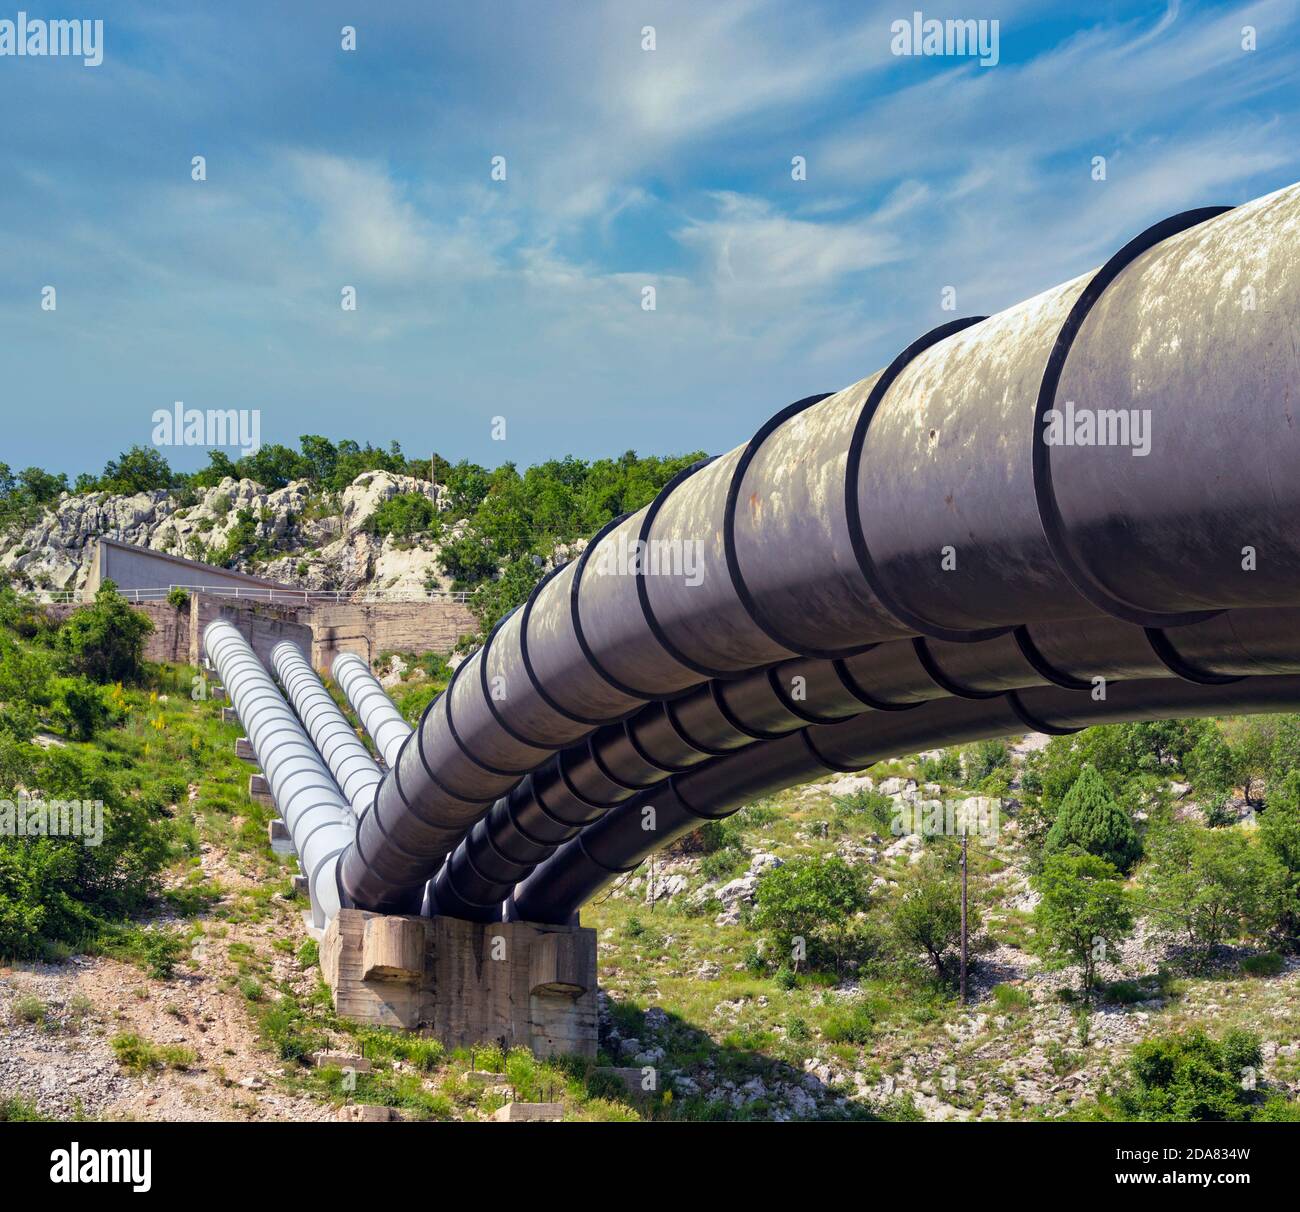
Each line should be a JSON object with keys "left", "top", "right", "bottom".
{"left": 959, "top": 828, "right": 968, "bottom": 1006}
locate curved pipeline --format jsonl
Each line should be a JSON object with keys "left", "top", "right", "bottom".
{"left": 340, "top": 180, "right": 1300, "bottom": 915}
{"left": 273, "top": 642, "right": 383, "bottom": 817}
{"left": 433, "top": 606, "right": 1300, "bottom": 919}
{"left": 332, "top": 651, "right": 413, "bottom": 770}
{"left": 514, "top": 673, "right": 1300, "bottom": 923}
{"left": 205, "top": 622, "right": 355, "bottom": 928}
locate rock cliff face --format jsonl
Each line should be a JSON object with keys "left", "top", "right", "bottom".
{"left": 0, "top": 471, "right": 456, "bottom": 597}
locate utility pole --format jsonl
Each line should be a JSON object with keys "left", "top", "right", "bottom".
{"left": 959, "top": 828, "right": 968, "bottom": 1006}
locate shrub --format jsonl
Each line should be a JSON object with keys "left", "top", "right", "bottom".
{"left": 140, "top": 930, "right": 187, "bottom": 980}
{"left": 991, "top": 983, "right": 1031, "bottom": 1012}
{"left": 822, "top": 1001, "right": 875, "bottom": 1044}
{"left": 12, "top": 994, "right": 47, "bottom": 1025}
{"left": 1142, "top": 822, "right": 1283, "bottom": 962}
{"left": 1044, "top": 765, "right": 1142, "bottom": 872}
{"left": 889, "top": 853, "right": 976, "bottom": 983}
{"left": 0, "top": 745, "right": 173, "bottom": 959}
{"left": 1117, "top": 1028, "right": 1263, "bottom": 1122}
{"left": 56, "top": 582, "right": 153, "bottom": 684}
{"left": 54, "top": 677, "right": 108, "bottom": 740}
{"left": 831, "top": 788, "right": 895, "bottom": 833}
{"left": 965, "top": 739, "right": 1011, "bottom": 785}
{"left": 0, "top": 1096, "right": 49, "bottom": 1121}
{"left": 1240, "top": 952, "right": 1285, "bottom": 977}
{"left": 166, "top": 587, "right": 190, "bottom": 610}
{"left": 1031, "top": 853, "right": 1133, "bottom": 1000}
{"left": 111, "top": 1032, "right": 195, "bottom": 1073}
{"left": 1259, "top": 769, "right": 1300, "bottom": 939}
{"left": 367, "top": 492, "right": 441, "bottom": 542}
{"left": 1102, "top": 980, "right": 1146, "bottom": 1005}
{"left": 918, "top": 749, "right": 963, "bottom": 785}
{"left": 752, "top": 854, "right": 869, "bottom": 971}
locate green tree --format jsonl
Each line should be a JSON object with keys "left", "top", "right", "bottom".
{"left": 297, "top": 434, "right": 338, "bottom": 486}
{"left": 232, "top": 443, "right": 306, "bottom": 491}
{"left": 469, "top": 557, "right": 545, "bottom": 631}
{"left": 97, "top": 446, "right": 178, "bottom": 495}
{"left": 1143, "top": 822, "right": 1282, "bottom": 963}
{"left": 1183, "top": 725, "right": 1239, "bottom": 800}
{"left": 889, "top": 852, "right": 977, "bottom": 983}
{"left": 189, "top": 450, "right": 239, "bottom": 488}
{"left": 367, "top": 492, "right": 440, "bottom": 542}
{"left": 1044, "top": 764, "right": 1142, "bottom": 872}
{"left": 752, "top": 854, "right": 869, "bottom": 972}
{"left": 1258, "top": 769, "right": 1300, "bottom": 942}
{"left": 0, "top": 631, "right": 53, "bottom": 740}
{"left": 55, "top": 582, "right": 153, "bottom": 684}
{"left": 53, "top": 677, "right": 109, "bottom": 740}
{"left": 1032, "top": 852, "right": 1134, "bottom": 1000}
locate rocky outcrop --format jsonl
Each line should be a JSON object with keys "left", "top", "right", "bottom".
{"left": 0, "top": 471, "right": 456, "bottom": 597}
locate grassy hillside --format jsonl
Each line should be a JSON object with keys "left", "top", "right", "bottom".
{"left": 1, "top": 584, "right": 1298, "bottom": 1122}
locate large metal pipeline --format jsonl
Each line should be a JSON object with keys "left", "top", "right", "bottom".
{"left": 273, "top": 642, "right": 382, "bottom": 817}
{"left": 339, "top": 180, "right": 1300, "bottom": 914}
{"left": 433, "top": 606, "right": 1300, "bottom": 918}
{"left": 204, "top": 622, "right": 355, "bottom": 928}
{"left": 332, "top": 651, "right": 412, "bottom": 770}
{"left": 513, "top": 673, "right": 1300, "bottom": 923}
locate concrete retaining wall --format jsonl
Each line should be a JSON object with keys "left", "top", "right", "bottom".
{"left": 310, "top": 601, "right": 477, "bottom": 669}
{"left": 46, "top": 592, "right": 475, "bottom": 675}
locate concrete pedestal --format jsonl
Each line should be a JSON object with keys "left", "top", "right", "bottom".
{"left": 320, "top": 909, "right": 598, "bottom": 1059}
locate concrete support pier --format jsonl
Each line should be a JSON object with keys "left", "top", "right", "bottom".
{"left": 320, "top": 909, "right": 598, "bottom": 1059}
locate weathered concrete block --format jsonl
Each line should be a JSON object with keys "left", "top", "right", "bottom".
{"left": 210, "top": 684, "right": 226, "bottom": 701}
{"left": 490, "top": 1102, "right": 564, "bottom": 1122}
{"left": 250, "top": 773, "right": 275, "bottom": 809}
{"left": 337, "top": 1105, "right": 401, "bottom": 1122}
{"left": 220, "top": 706, "right": 238, "bottom": 724}
{"left": 312, "top": 1052, "right": 372, "bottom": 1073}
{"left": 235, "top": 736, "right": 255, "bottom": 761}
{"left": 362, "top": 915, "right": 424, "bottom": 982}
{"left": 321, "top": 909, "right": 597, "bottom": 1059}
{"left": 529, "top": 931, "right": 591, "bottom": 995}
{"left": 268, "top": 817, "right": 290, "bottom": 842}
{"left": 292, "top": 873, "right": 310, "bottom": 897}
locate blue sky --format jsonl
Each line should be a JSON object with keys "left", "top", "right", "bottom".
{"left": 2, "top": 0, "right": 1298, "bottom": 475}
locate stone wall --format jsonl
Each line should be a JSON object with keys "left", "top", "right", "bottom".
{"left": 309, "top": 601, "right": 477, "bottom": 669}
{"left": 45, "top": 601, "right": 191, "bottom": 665}
{"left": 190, "top": 598, "right": 314, "bottom": 669}
{"left": 44, "top": 594, "right": 474, "bottom": 675}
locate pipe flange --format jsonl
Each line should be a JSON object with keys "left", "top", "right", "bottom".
{"left": 1031, "top": 206, "right": 1233, "bottom": 628}
{"left": 844, "top": 316, "right": 1008, "bottom": 644}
